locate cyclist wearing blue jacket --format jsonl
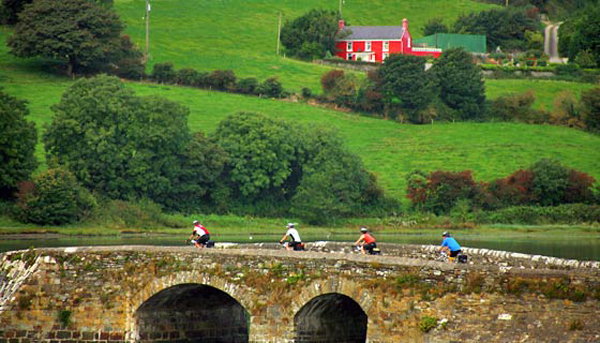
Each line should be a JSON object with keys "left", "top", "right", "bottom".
{"left": 439, "top": 231, "right": 461, "bottom": 262}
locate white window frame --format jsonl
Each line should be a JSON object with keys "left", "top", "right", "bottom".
{"left": 383, "top": 41, "right": 389, "bottom": 52}
{"left": 347, "top": 41, "right": 353, "bottom": 52}
{"left": 382, "top": 53, "right": 389, "bottom": 61}
{"left": 365, "top": 41, "right": 371, "bottom": 52}
{"left": 347, "top": 53, "right": 353, "bottom": 60}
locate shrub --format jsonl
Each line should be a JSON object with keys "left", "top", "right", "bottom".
{"left": 530, "top": 158, "right": 570, "bottom": 206}
{"left": 257, "top": 77, "right": 284, "bottom": 98}
{"left": 487, "top": 169, "right": 536, "bottom": 208}
{"left": 206, "top": 69, "right": 236, "bottom": 91}
{"left": 321, "top": 69, "right": 345, "bottom": 95}
{"left": 16, "top": 168, "right": 96, "bottom": 225}
{"left": 236, "top": 77, "right": 259, "bottom": 95}
{"left": 301, "top": 87, "right": 312, "bottom": 98}
{"left": 490, "top": 91, "right": 539, "bottom": 122}
{"left": 151, "top": 62, "right": 176, "bottom": 84}
{"left": 581, "top": 87, "right": 600, "bottom": 134}
{"left": 175, "top": 68, "right": 200, "bottom": 86}
{"left": 475, "top": 204, "right": 600, "bottom": 224}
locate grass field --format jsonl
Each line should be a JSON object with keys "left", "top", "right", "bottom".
{"left": 113, "top": 0, "right": 497, "bottom": 92}
{"left": 1, "top": 1, "right": 599, "bottom": 204}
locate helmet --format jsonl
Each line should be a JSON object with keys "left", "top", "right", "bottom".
{"left": 193, "top": 220, "right": 199, "bottom": 225}
{"left": 286, "top": 223, "right": 294, "bottom": 228}
{"left": 360, "top": 227, "right": 368, "bottom": 233}
{"left": 442, "top": 231, "right": 450, "bottom": 237}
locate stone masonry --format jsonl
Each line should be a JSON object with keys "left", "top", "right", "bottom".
{"left": 0, "top": 243, "right": 599, "bottom": 342}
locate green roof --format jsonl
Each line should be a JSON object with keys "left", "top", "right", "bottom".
{"left": 414, "top": 33, "right": 487, "bottom": 54}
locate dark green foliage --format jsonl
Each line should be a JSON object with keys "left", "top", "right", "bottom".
{"left": 110, "top": 35, "right": 145, "bottom": 80}
{"left": 206, "top": 69, "right": 236, "bottom": 91}
{"left": 475, "top": 204, "right": 600, "bottom": 224}
{"left": 257, "top": 77, "right": 284, "bottom": 98}
{"left": 530, "top": 158, "right": 570, "bottom": 206}
{"left": 0, "top": 89, "right": 37, "bottom": 199}
{"left": 378, "top": 54, "right": 434, "bottom": 123}
{"left": 236, "top": 77, "right": 259, "bottom": 95}
{"left": 212, "top": 112, "right": 300, "bottom": 198}
{"left": 0, "top": 0, "right": 32, "bottom": 25}
{"left": 7, "top": 0, "right": 123, "bottom": 76}
{"left": 301, "top": 87, "right": 312, "bottom": 98}
{"left": 151, "top": 62, "right": 176, "bottom": 84}
{"left": 452, "top": 7, "right": 540, "bottom": 51}
{"left": 429, "top": 48, "right": 486, "bottom": 120}
{"left": 280, "top": 9, "right": 340, "bottom": 60}
{"left": 43, "top": 75, "right": 202, "bottom": 210}
{"left": 407, "top": 170, "right": 483, "bottom": 214}
{"left": 16, "top": 168, "right": 96, "bottom": 225}
{"left": 320, "top": 70, "right": 357, "bottom": 106}
{"left": 291, "top": 128, "right": 385, "bottom": 224}
{"left": 160, "top": 132, "right": 227, "bottom": 212}
{"left": 422, "top": 17, "right": 449, "bottom": 36}
{"left": 175, "top": 68, "right": 200, "bottom": 86}
{"left": 566, "top": 6, "right": 600, "bottom": 67}
{"left": 581, "top": 87, "right": 600, "bottom": 133}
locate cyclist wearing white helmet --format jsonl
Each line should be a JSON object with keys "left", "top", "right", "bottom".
{"left": 354, "top": 226, "right": 377, "bottom": 255}
{"left": 189, "top": 220, "right": 210, "bottom": 249}
{"left": 280, "top": 223, "right": 302, "bottom": 251}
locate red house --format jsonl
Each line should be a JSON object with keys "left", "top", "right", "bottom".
{"left": 335, "top": 18, "right": 442, "bottom": 62}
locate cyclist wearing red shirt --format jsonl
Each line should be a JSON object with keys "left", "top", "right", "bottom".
{"left": 354, "top": 227, "right": 377, "bottom": 255}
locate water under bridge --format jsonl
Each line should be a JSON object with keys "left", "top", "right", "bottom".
{"left": 1, "top": 243, "right": 599, "bottom": 342}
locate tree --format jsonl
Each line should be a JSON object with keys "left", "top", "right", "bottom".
{"left": 530, "top": 159, "right": 569, "bottom": 206}
{"left": 453, "top": 8, "right": 539, "bottom": 51}
{"left": 280, "top": 9, "right": 340, "bottom": 60}
{"left": 8, "top": 0, "right": 123, "bottom": 76}
{"left": 422, "top": 17, "right": 448, "bottom": 36}
{"left": 16, "top": 168, "right": 96, "bottom": 225}
{"left": 378, "top": 54, "right": 434, "bottom": 123}
{"left": 0, "top": 89, "right": 37, "bottom": 199}
{"left": 212, "top": 112, "right": 301, "bottom": 198}
{"left": 429, "top": 48, "right": 486, "bottom": 120}
{"left": 568, "top": 6, "right": 600, "bottom": 68}
{"left": 581, "top": 87, "right": 600, "bottom": 133}
{"left": 291, "top": 128, "right": 385, "bottom": 224}
{"left": 43, "top": 75, "right": 200, "bottom": 210}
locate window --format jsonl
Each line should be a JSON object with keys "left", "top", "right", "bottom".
{"left": 347, "top": 53, "right": 353, "bottom": 60}
{"left": 383, "top": 41, "right": 389, "bottom": 52}
{"left": 347, "top": 41, "right": 353, "bottom": 51}
{"left": 408, "top": 37, "right": 411, "bottom": 48}
{"left": 383, "top": 53, "right": 389, "bottom": 61}
{"left": 365, "top": 41, "right": 371, "bottom": 51}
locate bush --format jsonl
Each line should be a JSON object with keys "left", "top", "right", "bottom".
{"left": 257, "top": 77, "right": 284, "bottom": 98}
{"left": 93, "top": 197, "right": 183, "bottom": 229}
{"left": 175, "top": 68, "right": 200, "bottom": 86}
{"left": 236, "top": 77, "right": 259, "bottom": 95}
{"left": 301, "top": 87, "right": 312, "bottom": 98}
{"left": 16, "top": 168, "right": 96, "bottom": 225}
{"left": 151, "top": 62, "right": 176, "bottom": 84}
{"left": 206, "top": 69, "right": 236, "bottom": 91}
{"left": 487, "top": 169, "right": 536, "bottom": 208}
{"left": 530, "top": 158, "right": 570, "bottom": 206}
{"left": 581, "top": 87, "right": 600, "bottom": 133}
{"left": 490, "top": 91, "right": 539, "bottom": 122}
{"left": 475, "top": 204, "right": 600, "bottom": 224}
{"left": 111, "top": 35, "right": 145, "bottom": 80}
{"left": 321, "top": 69, "right": 345, "bottom": 95}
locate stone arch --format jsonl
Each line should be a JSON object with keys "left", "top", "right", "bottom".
{"left": 287, "top": 277, "right": 374, "bottom": 342}
{"left": 294, "top": 292, "right": 367, "bottom": 343}
{"left": 127, "top": 272, "right": 256, "bottom": 341}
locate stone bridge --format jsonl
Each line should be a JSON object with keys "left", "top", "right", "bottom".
{"left": 1, "top": 243, "right": 599, "bottom": 343}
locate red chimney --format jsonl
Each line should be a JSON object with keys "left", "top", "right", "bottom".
{"left": 339, "top": 20, "right": 345, "bottom": 30}
{"left": 402, "top": 18, "right": 408, "bottom": 30}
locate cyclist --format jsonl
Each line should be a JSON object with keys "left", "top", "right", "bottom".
{"left": 189, "top": 220, "right": 210, "bottom": 249}
{"left": 439, "top": 231, "right": 461, "bottom": 262}
{"left": 354, "top": 226, "right": 377, "bottom": 255}
{"left": 280, "top": 223, "right": 303, "bottom": 251}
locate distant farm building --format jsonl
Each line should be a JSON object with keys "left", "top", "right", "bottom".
{"left": 335, "top": 18, "right": 442, "bottom": 62}
{"left": 414, "top": 33, "right": 487, "bottom": 54}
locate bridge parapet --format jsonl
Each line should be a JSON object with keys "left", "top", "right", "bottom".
{"left": 1, "top": 245, "right": 599, "bottom": 342}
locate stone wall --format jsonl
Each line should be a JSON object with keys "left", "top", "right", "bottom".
{"left": 0, "top": 245, "right": 599, "bottom": 342}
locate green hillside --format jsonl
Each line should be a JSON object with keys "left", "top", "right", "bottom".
{"left": 114, "top": 0, "right": 497, "bottom": 92}
{"left": 2, "top": 1, "right": 599, "bottom": 204}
